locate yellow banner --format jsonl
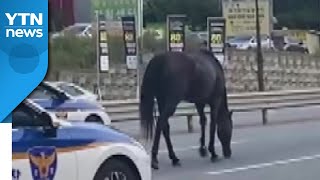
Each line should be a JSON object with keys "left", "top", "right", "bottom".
{"left": 289, "top": 31, "right": 307, "bottom": 42}
{"left": 272, "top": 29, "right": 308, "bottom": 43}
{"left": 222, "top": 0, "right": 272, "bottom": 37}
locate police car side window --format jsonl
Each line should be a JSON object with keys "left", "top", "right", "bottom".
{"left": 12, "top": 104, "right": 43, "bottom": 128}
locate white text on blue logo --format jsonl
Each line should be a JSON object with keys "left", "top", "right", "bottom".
{"left": 5, "top": 13, "right": 43, "bottom": 38}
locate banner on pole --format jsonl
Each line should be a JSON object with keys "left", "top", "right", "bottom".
{"left": 207, "top": 17, "right": 226, "bottom": 65}
{"left": 121, "top": 16, "right": 137, "bottom": 69}
{"left": 97, "top": 14, "right": 110, "bottom": 72}
{"left": 166, "top": 14, "right": 187, "bottom": 52}
{"left": 92, "top": 0, "right": 138, "bottom": 21}
{"left": 222, "top": 0, "right": 272, "bottom": 38}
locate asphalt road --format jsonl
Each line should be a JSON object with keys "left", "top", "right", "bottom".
{"left": 112, "top": 106, "right": 320, "bottom": 180}
{"left": 150, "top": 120, "right": 320, "bottom": 180}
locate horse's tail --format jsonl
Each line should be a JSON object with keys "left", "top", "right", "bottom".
{"left": 139, "top": 55, "right": 163, "bottom": 140}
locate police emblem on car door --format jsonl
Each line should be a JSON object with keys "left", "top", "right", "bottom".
{"left": 28, "top": 146, "right": 57, "bottom": 180}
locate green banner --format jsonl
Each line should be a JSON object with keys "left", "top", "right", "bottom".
{"left": 92, "top": 0, "right": 138, "bottom": 20}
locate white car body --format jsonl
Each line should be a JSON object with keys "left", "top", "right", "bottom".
{"left": 51, "top": 23, "right": 92, "bottom": 39}
{"left": 51, "top": 22, "right": 110, "bottom": 39}
{"left": 227, "top": 35, "right": 275, "bottom": 50}
{"left": 28, "top": 82, "right": 111, "bottom": 125}
{"left": 12, "top": 99, "right": 151, "bottom": 180}
{"left": 47, "top": 101, "right": 111, "bottom": 124}
{"left": 283, "top": 36, "right": 308, "bottom": 53}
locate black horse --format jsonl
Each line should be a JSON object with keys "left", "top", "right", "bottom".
{"left": 139, "top": 49, "right": 233, "bottom": 170}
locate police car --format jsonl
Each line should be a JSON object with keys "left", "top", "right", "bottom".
{"left": 28, "top": 81, "right": 111, "bottom": 125}
{"left": 47, "top": 81, "right": 99, "bottom": 102}
{"left": 12, "top": 99, "right": 151, "bottom": 180}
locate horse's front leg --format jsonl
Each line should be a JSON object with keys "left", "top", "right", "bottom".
{"left": 151, "top": 119, "right": 162, "bottom": 170}
{"left": 208, "top": 101, "right": 220, "bottom": 162}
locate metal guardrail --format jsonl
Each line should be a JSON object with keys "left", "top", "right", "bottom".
{"left": 100, "top": 88, "right": 320, "bottom": 132}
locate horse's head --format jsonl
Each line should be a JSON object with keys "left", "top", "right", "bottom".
{"left": 228, "top": 110, "right": 233, "bottom": 128}
{"left": 218, "top": 109, "right": 233, "bottom": 158}
{"left": 229, "top": 110, "right": 233, "bottom": 119}
{"left": 222, "top": 110, "right": 233, "bottom": 126}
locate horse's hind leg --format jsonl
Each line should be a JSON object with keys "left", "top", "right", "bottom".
{"left": 162, "top": 120, "right": 181, "bottom": 166}
{"left": 151, "top": 115, "right": 162, "bottom": 170}
{"left": 195, "top": 103, "right": 208, "bottom": 157}
{"left": 161, "top": 99, "right": 181, "bottom": 167}
{"left": 151, "top": 98, "right": 180, "bottom": 169}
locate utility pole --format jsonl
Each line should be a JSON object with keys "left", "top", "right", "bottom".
{"left": 136, "top": 0, "right": 143, "bottom": 99}
{"left": 95, "top": 11, "right": 102, "bottom": 100}
{"left": 255, "top": 0, "right": 267, "bottom": 124}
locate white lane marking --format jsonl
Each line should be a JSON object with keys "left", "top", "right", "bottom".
{"left": 159, "top": 140, "right": 248, "bottom": 154}
{"left": 206, "top": 154, "right": 320, "bottom": 176}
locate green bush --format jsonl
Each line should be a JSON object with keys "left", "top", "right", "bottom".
{"left": 142, "top": 30, "right": 166, "bottom": 53}
{"left": 49, "top": 35, "right": 96, "bottom": 71}
{"left": 49, "top": 34, "right": 126, "bottom": 71}
{"left": 48, "top": 31, "right": 201, "bottom": 77}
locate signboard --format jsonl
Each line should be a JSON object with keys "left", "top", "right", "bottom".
{"left": 222, "top": 0, "right": 272, "bottom": 37}
{"left": 92, "top": 0, "right": 138, "bottom": 21}
{"left": 97, "top": 14, "right": 110, "bottom": 72}
{"left": 207, "top": 17, "right": 226, "bottom": 65}
{"left": 121, "top": 16, "right": 137, "bottom": 69}
{"left": 167, "top": 14, "right": 187, "bottom": 52}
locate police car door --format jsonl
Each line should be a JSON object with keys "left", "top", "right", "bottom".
{"left": 12, "top": 103, "right": 77, "bottom": 180}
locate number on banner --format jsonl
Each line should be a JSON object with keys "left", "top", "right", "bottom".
{"left": 211, "top": 34, "right": 222, "bottom": 44}
{"left": 170, "top": 33, "right": 182, "bottom": 42}
{"left": 100, "top": 31, "right": 108, "bottom": 41}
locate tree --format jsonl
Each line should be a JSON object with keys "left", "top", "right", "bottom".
{"left": 143, "top": 0, "right": 320, "bottom": 30}
{"left": 274, "top": 0, "right": 319, "bottom": 30}
{"left": 144, "top": 0, "right": 221, "bottom": 30}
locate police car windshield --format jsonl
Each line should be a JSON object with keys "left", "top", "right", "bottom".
{"left": 12, "top": 101, "right": 44, "bottom": 128}
{"left": 29, "top": 86, "right": 59, "bottom": 99}
{"left": 28, "top": 83, "right": 68, "bottom": 100}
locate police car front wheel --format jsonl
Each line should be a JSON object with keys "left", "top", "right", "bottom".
{"left": 94, "top": 158, "right": 140, "bottom": 180}
{"left": 86, "top": 115, "right": 104, "bottom": 124}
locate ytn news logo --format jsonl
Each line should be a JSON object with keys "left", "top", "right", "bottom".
{"left": 4, "top": 13, "right": 43, "bottom": 38}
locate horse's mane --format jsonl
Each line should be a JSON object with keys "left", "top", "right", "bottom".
{"left": 199, "top": 49, "right": 214, "bottom": 57}
{"left": 199, "top": 49, "right": 223, "bottom": 69}
{"left": 199, "top": 49, "right": 229, "bottom": 113}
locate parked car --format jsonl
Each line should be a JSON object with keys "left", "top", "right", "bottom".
{"left": 227, "top": 35, "right": 275, "bottom": 50}
{"left": 51, "top": 23, "right": 92, "bottom": 39}
{"left": 188, "top": 31, "right": 208, "bottom": 44}
{"left": 47, "top": 81, "right": 98, "bottom": 102}
{"left": 283, "top": 36, "right": 308, "bottom": 53}
{"left": 12, "top": 99, "right": 151, "bottom": 180}
{"left": 28, "top": 81, "right": 110, "bottom": 125}
{"left": 196, "top": 31, "right": 208, "bottom": 42}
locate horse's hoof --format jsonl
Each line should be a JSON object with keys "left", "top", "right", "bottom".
{"left": 199, "top": 147, "right": 208, "bottom": 157}
{"left": 172, "top": 159, "right": 181, "bottom": 167}
{"left": 151, "top": 161, "right": 159, "bottom": 170}
{"left": 151, "top": 158, "right": 159, "bottom": 170}
{"left": 223, "top": 149, "right": 232, "bottom": 159}
{"left": 224, "top": 154, "right": 232, "bottom": 159}
{"left": 211, "top": 154, "right": 219, "bottom": 162}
